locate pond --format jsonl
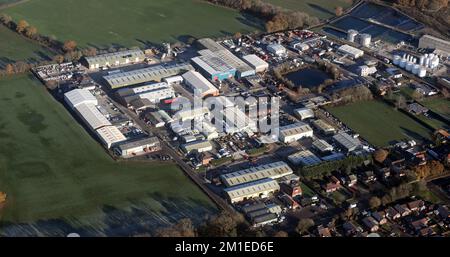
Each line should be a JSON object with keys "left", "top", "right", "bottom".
{"left": 285, "top": 68, "right": 331, "bottom": 89}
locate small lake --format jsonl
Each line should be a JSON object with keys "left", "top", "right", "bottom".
{"left": 285, "top": 68, "right": 331, "bottom": 89}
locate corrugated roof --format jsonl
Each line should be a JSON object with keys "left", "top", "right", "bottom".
{"left": 224, "top": 178, "right": 280, "bottom": 200}
{"left": 75, "top": 103, "right": 111, "bottom": 130}
{"left": 64, "top": 89, "right": 97, "bottom": 109}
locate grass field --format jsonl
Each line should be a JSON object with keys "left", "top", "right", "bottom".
{"left": 326, "top": 100, "right": 432, "bottom": 147}
{"left": 0, "top": 75, "right": 216, "bottom": 236}
{"left": 3, "top": 0, "right": 262, "bottom": 48}
{"left": 0, "top": 26, "right": 52, "bottom": 68}
{"left": 265, "top": 0, "right": 353, "bottom": 19}
{"left": 421, "top": 97, "right": 450, "bottom": 120}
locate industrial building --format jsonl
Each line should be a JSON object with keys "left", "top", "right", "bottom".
{"left": 202, "top": 49, "right": 254, "bottom": 78}
{"left": 312, "top": 139, "right": 334, "bottom": 153}
{"left": 220, "top": 161, "right": 293, "bottom": 187}
{"left": 419, "top": 35, "right": 450, "bottom": 54}
{"left": 74, "top": 103, "right": 111, "bottom": 131}
{"left": 267, "top": 44, "right": 287, "bottom": 56}
{"left": 333, "top": 132, "right": 362, "bottom": 152}
{"left": 163, "top": 75, "right": 183, "bottom": 85}
{"left": 191, "top": 54, "right": 236, "bottom": 81}
{"left": 83, "top": 49, "right": 145, "bottom": 70}
{"left": 196, "top": 38, "right": 228, "bottom": 52}
{"left": 104, "top": 62, "right": 194, "bottom": 89}
{"left": 294, "top": 107, "right": 315, "bottom": 120}
{"left": 312, "top": 119, "right": 336, "bottom": 135}
{"left": 172, "top": 106, "right": 210, "bottom": 122}
{"left": 64, "top": 89, "right": 98, "bottom": 109}
{"left": 182, "top": 70, "right": 219, "bottom": 98}
{"left": 181, "top": 140, "right": 213, "bottom": 154}
{"left": 338, "top": 44, "right": 364, "bottom": 59}
{"left": 279, "top": 122, "right": 313, "bottom": 143}
{"left": 358, "top": 65, "right": 377, "bottom": 77}
{"left": 223, "top": 178, "right": 280, "bottom": 204}
{"left": 117, "top": 82, "right": 175, "bottom": 104}
{"left": 115, "top": 137, "right": 161, "bottom": 158}
{"left": 242, "top": 54, "right": 269, "bottom": 73}
{"left": 288, "top": 150, "right": 322, "bottom": 166}
{"left": 96, "top": 125, "right": 127, "bottom": 148}
{"left": 223, "top": 105, "right": 257, "bottom": 135}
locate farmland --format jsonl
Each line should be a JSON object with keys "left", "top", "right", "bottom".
{"left": 326, "top": 100, "right": 433, "bottom": 147}
{"left": 265, "top": 0, "right": 353, "bottom": 19}
{"left": 0, "top": 26, "right": 52, "bottom": 68}
{"left": 0, "top": 75, "right": 216, "bottom": 236}
{"left": 421, "top": 97, "right": 450, "bottom": 120}
{"left": 2, "top": 0, "right": 262, "bottom": 48}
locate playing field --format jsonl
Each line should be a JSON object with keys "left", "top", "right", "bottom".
{"left": 0, "top": 75, "right": 216, "bottom": 236}
{"left": 3, "top": 0, "right": 262, "bottom": 48}
{"left": 326, "top": 100, "right": 432, "bottom": 147}
{"left": 0, "top": 26, "right": 52, "bottom": 68}
{"left": 265, "top": 0, "right": 353, "bottom": 19}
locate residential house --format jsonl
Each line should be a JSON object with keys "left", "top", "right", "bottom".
{"left": 362, "top": 216, "right": 379, "bottom": 232}
{"left": 317, "top": 226, "right": 332, "bottom": 237}
{"left": 372, "top": 211, "right": 387, "bottom": 225}
{"left": 407, "top": 200, "right": 425, "bottom": 212}
{"left": 342, "top": 221, "right": 358, "bottom": 236}
{"left": 395, "top": 204, "right": 412, "bottom": 217}
{"left": 386, "top": 207, "right": 401, "bottom": 220}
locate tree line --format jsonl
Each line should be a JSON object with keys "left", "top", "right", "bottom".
{"left": 394, "top": 0, "right": 449, "bottom": 10}
{"left": 206, "top": 0, "right": 321, "bottom": 32}
{"left": 300, "top": 154, "right": 371, "bottom": 179}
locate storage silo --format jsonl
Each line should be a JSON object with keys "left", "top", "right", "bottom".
{"left": 359, "top": 33, "right": 371, "bottom": 47}
{"left": 419, "top": 55, "right": 425, "bottom": 66}
{"left": 393, "top": 55, "right": 401, "bottom": 65}
{"left": 399, "top": 59, "right": 407, "bottom": 68}
{"left": 406, "top": 62, "right": 414, "bottom": 71}
{"left": 347, "top": 29, "right": 358, "bottom": 43}
{"left": 418, "top": 68, "right": 426, "bottom": 78}
{"left": 412, "top": 64, "right": 420, "bottom": 75}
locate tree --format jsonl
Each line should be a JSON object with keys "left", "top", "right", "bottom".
{"left": 296, "top": 218, "right": 314, "bottom": 235}
{"left": 53, "top": 55, "right": 65, "bottom": 64}
{"left": 373, "top": 149, "right": 389, "bottom": 163}
{"left": 63, "top": 40, "right": 77, "bottom": 52}
{"left": 396, "top": 95, "right": 407, "bottom": 109}
{"left": 273, "top": 230, "right": 288, "bottom": 237}
{"left": 197, "top": 211, "right": 245, "bottom": 237}
{"left": 0, "top": 13, "right": 12, "bottom": 25}
{"left": 154, "top": 218, "right": 196, "bottom": 237}
{"left": 16, "top": 19, "right": 29, "bottom": 33}
{"left": 24, "top": 26, "right": 38, "bottom": 38}
{"left": 369, "top": 196, "right": 381, "bottom": 210}
{"left": 5, "top": 64, "right": 14, "bottom": 75}
{"left": 411, "top": 89, "right": 424, "bottom": 101}
{"left": 335, "top": 6, "right": 344, "bottom": 16}
{"left": 233, "top": 32, "right": 242, "bottom": 40}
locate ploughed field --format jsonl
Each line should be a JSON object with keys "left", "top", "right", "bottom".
{"left": 0, "top": 75, "right": 216, "bottom": 236}
{"left": 2, "top": 0, "right": 262, "bottom": 48}
{"left": 326, "top": 100, "right": 433, "bottom": 147}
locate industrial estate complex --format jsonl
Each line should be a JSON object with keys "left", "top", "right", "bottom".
{"left": 1, "top": 0, "right": 449, "bottom": 239}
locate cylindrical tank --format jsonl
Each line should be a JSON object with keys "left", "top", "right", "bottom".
{"left": 403, "top": 53, "right": 407, "bottom": 59}
{"left": 424, "top": 57, "right": 430, "bottom": 67}
{"left": 347, "top": 29, "right": 358, "bottom": 43}
{"left": 419, "top": 56, "right": 425, "bottom": 66}
{"left": 359, "top": 33, "right": 371, "bottom": 47}
{"left": 400, "top": 59, "right": 407, "bottom": 68}
{"left": 412, "top": 64, "right": 420, "bottom": 75}
{"left": 418, "top": 68, "right": 426, "bottom": 77}
{"left": 393, "top": 55, "right": 401, "bottom": 65}
{"left": 412, "top": 57, "right": 417, "bottom": 64}
{"left": 406, "top": 62, "right": 414, "bottom": 71}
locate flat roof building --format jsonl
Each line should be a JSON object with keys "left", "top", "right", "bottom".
{"left": 312, "top": 139, "right": 334, "bottom": 153}
{"left": 172, "top": 106, "right": 210, "bottom": 122}
{"left": 75, "top": 103, "right": 111, "bottom": 131}
{"left": 64, "top": 89, "right": 98, "bottom": 110}
{"left": 288, "top": 150, "right": 322, "bottom": 166}
{"left": 338, "top": 44, "right": 364, "bottom": 59}
{"left": 419, "top": 35, "right": 450, "bottom": 54}
{"left": 267, "top": 44, "right": 287, "bottom": 56}
{"left": 312, "top": 119, "right": 336, "bottom": 135}
{"left": 115, "top": 136, "right": 160, "bottom": 158}
{"left": 294, "top": 107, "right": 315, "bottom": 120}
{"left": 182, "top": 70, "right": 219, "bottom": 98}
{"left": 118, "top": 82, "right": 175, "bottom": 104}
{"left": 243, "top": 54, "right": 269, "bottom": 73}
{"left": 220, "top": 161, "right": 293, "bottom": 187}
{"left": 333, "top": 132, "right": 362, "bottom": 152}
{"left": 211, "top": 50, "right": 254, "bottom": 78}
{"left": 95, "top": 126, "right": 127, "bottom": 149}
{"left": 83, "top": 49, "right": 145, "bottom": 70}
{"left": 223, "top": 178, "right": 280, "bottom": 204}
{"left": 104, "top": 62, "right": 194, "bottom": 89}
{"left": 279, "top": 122, "right": 313, "bottom": 143}
{"left": 191, "top": 54, "right": 236, "bottom": 81}
{"left": 181, "top": 140, "right": 213, "bottom": 154}
{"left": 196, "top": 38, "right": 227, "bottom": 52}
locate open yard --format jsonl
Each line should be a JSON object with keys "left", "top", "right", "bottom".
{"left": 3, "top": 0, "right": 262, "bottom": 48}
{"left": 265, "top": 0, "right": 353, "bottom": 19}
{"left": 0, "top": 75, "right": 216, "bottom": 236}
{"left": 326, "top": 100, "right": 432, "bottom": 147}
{"left": 0, "top": 26, "right": 52, "bottom": 68}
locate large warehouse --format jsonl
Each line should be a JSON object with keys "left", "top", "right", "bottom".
{"left": 83, "top": 49, "right": 145, "bottom": 70}
{"left": 191, "top": 55, "right": 236, "bottom": 81}
{"left": 220, "top": 161, "right": 293, "bottom": 187}
{"left": 182, "top": 70, "right": 219, "bottom": 98}
{"left": 223, "top": 178, "right": 280, "bottom": 204}
{"left": 115, "top": 136, "right": 161, "bottom": 158}
{"left": 117, "top": 82, "right": 175, "bottom": 104}
{"left": 74, "top": 103, "right": 111, "bottom": 131}
{"left": 279, "top": 122, "right": 314, "bottom": 143}
{"left": 333, "top": 132, "right": 362, "bottom": 152}
{"left": 104, "top": 62, "right": 194, "bottom": 89}
{"left": 288, "top": 150, "right": 322, "bottom": 167}
{"left": 242, "top": 54, "right": 269, "bottom": 73}
{"left": 181, "top": 140, "right": 213, "bottom": 154}
{"left": 96, "top": 125, "right": 127, "bottom": 149}
{"left": 64, "top": 88, "right": 98, "bottom": 109}
{"left": 338, "top": 44, "right": 364, "bottom": 59}
{"left": 419, "top": 35, "right": 450, "bottom": 54}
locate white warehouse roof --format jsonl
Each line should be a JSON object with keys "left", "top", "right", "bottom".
{"left": 224, "top": 178, "right": 280, "bottom": 203}
{"left": 182, "top": 70, "right": 219, "bottom": 97}
{"left": 288, "top": 150, "right": 322, "bottom": 166}
{"left": 95, "top": 126, "right": 127, "bottom": 148}
{"left": 220, "top": 161, "right": 293, "bottom": 187}
{"left": 64, "top": 89, "right": 98, "bottom": 109}
{"left": 279, "top": 122, "right": 313, "bottom": 139}
{"left": 294, "top": 107, "right": 315, "bottom": 120}
{"left": 75, "top": 103, "right": 111, "bottom": 131}
{"left": 338, "top": 44, "right": 364, "bottom": 58}
{"left": 242, "top": 54, "right": 269, "bottom": 72}
{"left": 333, "top": 132, "right": 362, "bottom": 152}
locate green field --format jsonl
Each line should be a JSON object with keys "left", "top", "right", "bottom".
{"left": 0, "top": 26, "right": 52, "bottom": 68}
{"left": 0, "top": 75, "right": 215, "bottom": 236}
{"left": 421, "top": 97, "right": 450, "bottom": 120}
{"left": 3, "top": 0, "right": 262, "bottom": 48}
{"left": 265, "top": 0, "right": 353, "bottom": 19}
{"left": 326, "top": 100, "right": 432, "bottom": 147}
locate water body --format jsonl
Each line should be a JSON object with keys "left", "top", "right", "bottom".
{"left": 285, "top": 68, "right": 331, "bottom": 89}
